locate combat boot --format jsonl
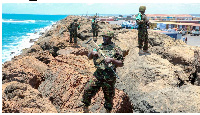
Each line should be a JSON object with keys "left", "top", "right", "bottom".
{"left": 143, "top": 50, "right": 149, "bottom": 53}
{"left": 83, "top": 105, "right": 89, "bottom": 113}
{"left": 144, "top": 50, "right": 151, "bottom": 55}
{"left": 106, "top": 109, "right": 111, "bottom": 113}
{"left": 139, "top": 49, "right": 144, "bottom": 54}
{"left": 93, "top": 37, "right": 97, "bottom": 42}
{"left": 74, "top": 43, "right": 80, "bottom": 48}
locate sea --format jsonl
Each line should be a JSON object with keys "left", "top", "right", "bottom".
{"left": 2, "top": 14, "right": 67, "bottom": 63}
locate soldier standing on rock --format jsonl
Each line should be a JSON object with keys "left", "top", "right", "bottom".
{"left": 81, "top": 30, "right": 124, "bottom": 113}
{"left": 136, "top": 6, "right": 150, "bottom": 55}
{"left": 92, "top": 16, "right": 100, "bottom": 42}
{"left": 68, "top": 18, "right": 80, "bottom": 46}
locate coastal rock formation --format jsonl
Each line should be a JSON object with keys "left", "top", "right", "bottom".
{"left": 115, "top": 30, "right": 200, "bottom": 113}
{"left": 2, "top": 56, "right": 48, "bottom": 89}
{"left": 2, "top": 81, "right": 57, "bottom": 113}
{"left": 2, "top": 15, "right": 200, "bottom": 113}
{"left": 148, "top": 31, "right": 200, "bottom": 84}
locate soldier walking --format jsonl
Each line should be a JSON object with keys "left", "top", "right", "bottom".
{"left": 136, "top": 6, "right": 150, "bottom": 55}
{"left": 81, "top": 30, "right": 124, "bottom": 113}
{"left": 68, "top": 18, "right": 80, "bottom": 46}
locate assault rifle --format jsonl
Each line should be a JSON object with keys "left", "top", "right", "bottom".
{"left": 85, "top": 38, "right": 120, "bottom": 79}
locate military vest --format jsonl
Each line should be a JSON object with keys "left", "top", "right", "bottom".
{"left": 93, "top": 43, "right": 117, "bottom": 70}
{"left": 70, "top": 22, "right": 79, "bottom": 31}
{"left": 138, "top": 13, "right": 148, "bottom": 30}
{"left": 92, "top": 22, "right": 98, "bottom": 30}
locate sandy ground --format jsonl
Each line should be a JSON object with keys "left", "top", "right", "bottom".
{"left": 181, "top": 34, "right": 200, "bottom": 47}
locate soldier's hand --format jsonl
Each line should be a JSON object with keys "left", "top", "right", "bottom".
{"left": 105, "top": 57, "right": 113, "bottom": 64}
{"left": 92, "top": 51, "right": 98, "bottom": 57}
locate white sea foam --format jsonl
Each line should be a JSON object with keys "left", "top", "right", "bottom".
{"left": 2, "top": 19, "right": 54, "bottom": 24}
{"left": 2, "top": 19, "right": 36, "bottom": 23}
{"left": 2, "top": 22, "right": 55, "bottom": 63}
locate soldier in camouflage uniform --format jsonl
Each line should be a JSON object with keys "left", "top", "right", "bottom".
{"left": 92, "top": 16, "right": 100, "bottom": 42}
{"left": 82, "top": 30, "right": 124, "bottom": 113}
{"left": 136, "top": 6, "right": 150, "bottom": 54}
{"left": 68, "top": 18, "right": 80, "bottom": 45}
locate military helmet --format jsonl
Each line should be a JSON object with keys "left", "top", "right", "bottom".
{"left": 102, "top": 29, "right": 114, "bottom": 38}
{"left": 139, "top": 6, "right": 146, "bottom": 12}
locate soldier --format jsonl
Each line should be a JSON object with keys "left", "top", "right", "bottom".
{"left": 136, "top": 6, "right": 150, "bottom": 54}
{"left": 81, "top": 30, "right": 124, "bottom": 113}
{"left": 92, "top": 16, "right": 100, "bottom": 42}
{"left": 68, "top": 18, "right": 80, "bottom": 46}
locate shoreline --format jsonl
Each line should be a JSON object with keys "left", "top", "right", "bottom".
{"left": 2, "top": 21, "right": 58, "bottom": 64}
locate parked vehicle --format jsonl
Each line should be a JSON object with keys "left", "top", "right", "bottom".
{"left": 190, "top": 29, "right": 200, "bottom": 36}
{"left": 153, "top": 28, "right": 160, "bottom": 30}
{"left": 121, "top": 21, "right": 138, "bottom": 29}
{"left": 187, "top": 30, "right": 191, "bottom": 34}
{"left": 121, "top": 21, "right": 133, "bottom": 28}
{"left": 167, "top": 29, "right": 177, "bottom": 33}
{"left": 177, "top": 29, "right": 186, "bottom": 36}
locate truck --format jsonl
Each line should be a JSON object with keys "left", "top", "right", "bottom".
{"left": 190, "top": 29, "right": 200, "bottom": 36}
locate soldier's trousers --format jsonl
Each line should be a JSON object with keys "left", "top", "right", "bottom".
{"left": 70, "top": 30, "right": 77, "bottom": 43}
{"left": 138, "top": 31, "right": 148, "bottom": 50}
{"left": 82, "top": 75, "right": 116, "bottom": 111}
{"left": 93, "top": 30, "right": 98, "bottom": 37}
{"left": 93, "top": 30, "right": 98, "bottom": 41}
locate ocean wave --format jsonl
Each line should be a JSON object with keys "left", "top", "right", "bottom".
{"left": 2, "top": 19, "right": 53, "bottom": 23}
{"left": 2, "top": 23, "right": 54, "bottom": 63}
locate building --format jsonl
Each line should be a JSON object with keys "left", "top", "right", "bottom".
{"left": 146, "top": 14, "right": 193, "bottom": 21}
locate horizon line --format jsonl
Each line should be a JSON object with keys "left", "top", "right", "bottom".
{"left": 2, "top": 13, "right": 200, "bottom": 15}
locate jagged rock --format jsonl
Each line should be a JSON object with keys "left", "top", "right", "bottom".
{"left": 38, "top": 54, "right": 96, "bottom": 112}
{"left": 149, "top": 31, "right": 200, "bottom": 83}
{"left": 20, "top": 45, "right": 54, "bottom": 64}
{"left": 57, "top": 46, "right": 88, "bottom": 56}
{"left": 115, "top": 30, "right": 200, "bottom": 113}
{"left": 38, "top": 54, "right": 132, "bottom": 113}
{"left": 2, "top": 81, "right": 57, "bottom": 113}
{"left": 2, "top": 56, "right": 48, "bottom": 89}
{"left": 21, "top": 45, "right": 43, "bottom": 55}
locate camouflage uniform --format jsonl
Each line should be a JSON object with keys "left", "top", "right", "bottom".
{"left": 136, "top": 6, "right": 149, "bottom": 51}
{"left": 68, "top": 19, "right": 80, "bottom": 43}
{"left": 82, "top": 42, "right": 124, "bottom": 111}
{"left": 92, "top": 21, "right": 99, "bottom": 38}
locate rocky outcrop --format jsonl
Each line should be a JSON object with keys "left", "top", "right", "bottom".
{"left": 2, "top": 15, "right": 133, "bottom": 113}
{"left": 114, "top": 30, "right": 200, "bottom": 113}
{"left": 2, "top": 81, "right": 57, "bottom": 113}
{"left": 148, "top": 31, "right": 200, "bottom": 84}
{"left": 2, "top": 56, "right": 48, "bottom": 89}
{"left": 2, "top": 15, "right": 200, "bottom": 113}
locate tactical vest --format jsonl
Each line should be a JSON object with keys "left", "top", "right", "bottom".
{"left": 92, "top": 22, "right": 97, "bottom": 29}
{"left": 93, "top": 43, "right": 116, "bottom": 70}
{"left": 70, "top": 22, "right": 79, "bottom": 31}
{"left": 138, "top": 14, "right": 148, "bottom": 30}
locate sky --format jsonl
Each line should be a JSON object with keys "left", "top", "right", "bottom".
{"left": 2, "top": 3, "right": 200, "bottom": 15}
